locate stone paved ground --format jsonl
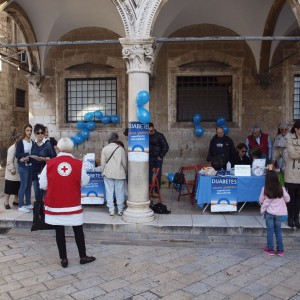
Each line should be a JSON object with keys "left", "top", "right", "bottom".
{"left": 0, "top": 228, "right": 299, "bottom": 300}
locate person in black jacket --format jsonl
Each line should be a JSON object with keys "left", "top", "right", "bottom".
{"left": 149, "top": 122, "right": 169, "bottom": 187}
{"left": 206, "top": 126, "right": 235, "bottom": 170}
{"left": 232, "top": 143, "right": 251, "bottom": 167}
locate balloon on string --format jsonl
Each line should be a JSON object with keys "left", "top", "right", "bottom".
{"left": 75, "top": 132, "right": 84, "bottom": 145}
{"left": 194, "top": 125, "right": 205, "bottom": 137}
{"left": 167, "top": 172, "right": 175, "bottom": 183}
{"left": 136, "top": 90, "right": 150, "bottom": 106}
{"left": 76, "top": 121, "right": 86, "bottom": 130}
{"left": 111, "top": 115, "right": 120, "bottom": 124}
{"left": 221, "top": 124, "right": 229, "bottom": 135}
{"left": 193, "top": 114, "right": 202, "bottom": 125}
{"left": 94, "top": 110, "right": 103, "bottom": 120}
{"left": 137, "top": 107, "right": 151, "bottom": 124}
{"left": 85, "top": 121, "right": 96, "bottom": 131}
{"left": 81, "top": 129, "right": 90, "bottom": 140}
{"left": 84, "top": 112, "right": 94, "bottom": 122}
{"left": 216, "top": 116, "right": 226, "bottom": 126}
{"left": 70, "top": 137, "right": 78, "bottom": 146}
{"left": 101, "top": 116, "right": 111, "bottom": 124}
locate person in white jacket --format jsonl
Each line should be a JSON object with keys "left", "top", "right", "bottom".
{"left": 101, "top": 132, "right": 127, "bottom": 216}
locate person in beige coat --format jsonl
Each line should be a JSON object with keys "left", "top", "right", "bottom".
{"left": 101, "top": 132, "right": 127, "bottom": 216}
{"left": 4, "top": 135, "right": 21, "bottom": 209}
{"left": 285, "top": 120, "right": 300, "bottom": 228}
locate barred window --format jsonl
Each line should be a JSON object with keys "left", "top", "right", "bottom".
{"left": 294, "top": 75, "right": 300, "bottom": 120}
{"left": 16, "top": 88, "right": 26, "bottom": 108}
{"left": 176, "top": 76, "right": 232, "bottom": 122}
{"left": 65, "top": 78, "right": 117, "bottom": 122}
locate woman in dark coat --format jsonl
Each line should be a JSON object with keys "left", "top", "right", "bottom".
{"left": 232, "top": 143, "right": 251, "bottom": 167}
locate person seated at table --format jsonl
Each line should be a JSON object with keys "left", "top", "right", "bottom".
{"left": 232, "top": 143, "right": 251, "bottom": 167}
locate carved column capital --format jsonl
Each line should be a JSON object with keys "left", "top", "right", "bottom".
{"left": 120, "top": 38, "right": 155, "bottom": 74}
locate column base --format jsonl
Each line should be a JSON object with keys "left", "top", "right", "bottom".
{"left": 122, "top": 200, "right": 154, "bottom": 223}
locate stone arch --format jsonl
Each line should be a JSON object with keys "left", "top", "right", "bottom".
{"left": 112, "top": 0, "right": 166, "bottom": 38}
{"left": 4, "top": 1, "right": 40, "bottom": 73}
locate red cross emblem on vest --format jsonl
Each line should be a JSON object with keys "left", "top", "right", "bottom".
{"left": 57, "top": 162, "right": 72, "bottom": 176}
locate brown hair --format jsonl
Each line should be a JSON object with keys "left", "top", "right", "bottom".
{"left": 264, "top": 170, "right": 283, "bottom": 199}
{"left": 21, "top": 123, "right": 32, "bottom": 139}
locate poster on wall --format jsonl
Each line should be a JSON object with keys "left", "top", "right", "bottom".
{"left": 81, "top": 172, "right": 105, "bottom": 204}
{"left": 128, "top": 122, "right": 149, "bottom": 162}
{"left": 211, "top": 177, "right": 237, "bottom": 212}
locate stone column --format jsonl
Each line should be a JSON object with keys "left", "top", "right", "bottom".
{"left": 120, "top": 38, "right": 155, "bottom": 223}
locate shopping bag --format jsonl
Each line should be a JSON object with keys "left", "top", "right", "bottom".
{"left": 173, "top": 170, "right": 185, "bottom": 184}
{"left": 31, "top": 190, "right": 55, "bottom": 231}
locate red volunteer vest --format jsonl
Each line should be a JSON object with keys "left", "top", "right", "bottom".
{"left": 44, "top": 155, "right": 83, "bottom": 215}
{"left": 247, "top": 132, "right": 269, "bottom": 157}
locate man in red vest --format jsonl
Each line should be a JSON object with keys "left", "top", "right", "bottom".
{"left": 245, "top": 126, "right": 272, "bottom": 164}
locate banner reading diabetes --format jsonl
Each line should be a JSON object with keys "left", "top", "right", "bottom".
{"left": 128, "top": 122, "right": 149, "bottom": 162}
{"left": 211, "top": 177, "right": 237, "bottom": 212}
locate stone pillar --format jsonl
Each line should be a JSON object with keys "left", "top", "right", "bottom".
{"left": 120, "top": 38, "right": 155, "bottom": 223}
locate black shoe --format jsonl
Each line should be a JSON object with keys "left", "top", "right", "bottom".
{"left": 80, "top": 256, "right": 96, "bottom": 265}
{"left": 288, "top": 217, "right": 294, "bottom": 228}
{"left": 61, "top": 259, "right": 68, "bottom": 268}
{"left": 12, "top": 202, "right": 18, "bottom": 206}
{"left": 4, "top": 204, "right": 11, "bottom": 209}
{"left": 294, "top": 218, "right": 300, "bottom": 229}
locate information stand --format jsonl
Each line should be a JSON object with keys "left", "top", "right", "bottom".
{"left": 81, "top": 172, "right": 106, "bottom": 204}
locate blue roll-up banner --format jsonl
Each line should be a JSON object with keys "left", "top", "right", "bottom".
{"left": 81, "top": 172, "right": 106, "bottom": 204}
{"left": 211, "top": 177, "right": 237, "bottom": 212}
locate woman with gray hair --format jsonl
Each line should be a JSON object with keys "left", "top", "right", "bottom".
{"left": 101, "top": 132, "right": 127, "bottom": 216}
{"left": 39, "top": 137, "right": 95, "bottom": 268}
{"left": 271, "top": 122, "right": 291, "bottom": 172}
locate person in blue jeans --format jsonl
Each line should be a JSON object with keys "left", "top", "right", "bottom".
{"left": 15, "top": 124, "right": 33, "bottom": 213}
{"left": 31, "top": 124, "right": 56, "bottom": 203}
{"left": 259, "top": 170, "right": 290, "bottom": 256}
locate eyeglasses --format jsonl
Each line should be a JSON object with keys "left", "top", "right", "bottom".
{"left": 36, "top": 131, "right": 44, "bottom": 135}
{"left": 240, "top": 150, "right": 247, "bottom": 153}
{"left": 149, "top": 129, "right": 154, "bottom": 132}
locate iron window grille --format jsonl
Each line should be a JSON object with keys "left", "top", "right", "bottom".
{"left": 294, "top": 75, "right": 300, "bottom": 120}
{"left": 176, "top": 75, "right": 232, "bottom": 122}
{"left": 65, "top": 78, "right": 117, "bottom": 122}
{"left": 16, "top": 88, "right": 26, "bottom": 108}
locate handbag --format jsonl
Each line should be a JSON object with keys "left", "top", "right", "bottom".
{"left": 31, "top": 190, "right": 55, "bottom": 231}
{"left": 173, "top": 168, "right": 185, "bottom": 184}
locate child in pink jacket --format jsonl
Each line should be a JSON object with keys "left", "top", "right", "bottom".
{"left": 259, "top": 170, "right": 290, "bottom": 256}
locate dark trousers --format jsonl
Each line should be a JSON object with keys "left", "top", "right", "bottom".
{"left": 55, "top": 225, "right": 86, "bottom": 259}
{"left": 149, "top": 158, "right": 163, "bottom": 187}
{"left": 285, "top": 183, "right": 300, "bottom": 220}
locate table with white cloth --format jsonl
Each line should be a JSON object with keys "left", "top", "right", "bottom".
{"left": 195, "top": 174, "right": 265, "bottom": 212}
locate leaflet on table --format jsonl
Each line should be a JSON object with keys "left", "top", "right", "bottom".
{"left": 83, "top": 153, "right": 95, "bottom": 172}
{"left": 81, "top": 172, "right": 105, "bottom": 204}
{"left": 128, "top": 122, "right": 149, "bottom": 162}
{"left": 211, "top": 177, "right": 237, "bottom": 212}
{"left": 234, "top": 165, "right": 251, "bottom": 176}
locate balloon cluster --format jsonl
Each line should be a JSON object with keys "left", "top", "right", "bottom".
{"left": 193, "top": 114, "right": 205, "bottom": 137}
{"left": 215, "top": 116, "right": 229, "bottom": 134}
{"left": 136, "top": 90, "right": 151, "bottom": 124}
{"left": 71, "top": 110, "right": 120, "bottom": 145}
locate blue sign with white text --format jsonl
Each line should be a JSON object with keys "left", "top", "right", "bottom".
{"left": 81, "top": 172, "right": 105, "bottom": 204}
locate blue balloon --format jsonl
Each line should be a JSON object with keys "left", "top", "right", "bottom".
{"left": 136, "top": 90, "right": 150, "bottom": 106}
{"left": 70, "top": 137, "right": 78, "bottom": 146}
{"left": 84, "top": 112, "right": 94, "bottom": 122}
{"left": 167, "top": 172, "right": 175, "bottom": 183}
{"left": 94, "top": 110, "right": 103, "bottom": 120}
{"left": 221, "top": 124, "right": 229, "bottom": 135}
{"left": 76, "top": 121, "right": 86, "bottom": 130}
{"left": 193, "top": 114, "right": 202, "bottom": 125}
{"left": 86, "top": 121, "right": 96, "bottom": 131}
{"left": 216, "top": 116, "right": 226, "bottom": 126}
{"left": 81, "top": 129, "right": 90, "bottom": 140}
{"left": 75, "top": 133, "right": 84, "bottom": 144}
{"left": 137, "top": 107, "right": 151, "bottom": 124}
{"left": 194, "top": 125, "right": 205, "bottom": 137}
{"left": 111, "top": 115, "right": 120, "bottom": 124}
{"left": 101, "top": 116, "right": 111, "bottom": 124}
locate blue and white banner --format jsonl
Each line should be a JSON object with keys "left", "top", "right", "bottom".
{"left": 211, "top": 176, "right": 237, "bottom": 212}
{"left": 81, "top": 172, "right": 105, "bottom": 204}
